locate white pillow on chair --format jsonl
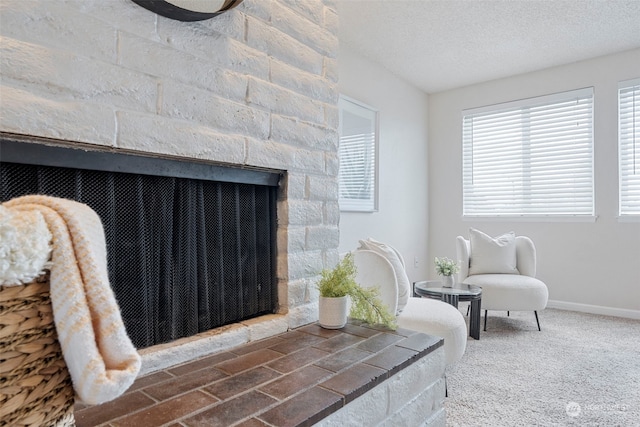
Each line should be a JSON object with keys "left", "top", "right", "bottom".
{"left": 469, "top": 228, "right": 519, "bottom": 275}
{"left": 358, "top": 238, "right": 410, "bottom": 313}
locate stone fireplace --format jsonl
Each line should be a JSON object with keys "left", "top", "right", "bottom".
{"left": 0, "top": 0, "right": 340, "bottom": 372}
{"left": 1, "top": 2, "right": 448, "bottom": 424}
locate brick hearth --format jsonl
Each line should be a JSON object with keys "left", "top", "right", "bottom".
{"left": 74, "top": 321, "right": 445, "bottom": 427}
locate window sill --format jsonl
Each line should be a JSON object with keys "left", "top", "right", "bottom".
{"left": 617, "top": 215, "right": 640, "bottom": 223}
{"left": 462, "top": 215, "right": 598, "bottom": 223}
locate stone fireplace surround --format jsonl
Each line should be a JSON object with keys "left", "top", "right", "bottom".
{"left": 1, "top": 0, "right": 342, "bottom": 371}
{"left": 0, "top": 1, "right": 446, "bottom": 424}
{"left": 2, "top": 133, "right": 447, "bottom": 425}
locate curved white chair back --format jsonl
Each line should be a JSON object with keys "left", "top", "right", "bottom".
{"left": 389, "top": 245, "right": 406, "bottom": 270}
{"left": 456, "top": 235, "right": 537, "bottom": 280}
{"left": 514, "top": 236, "right": 536, "bottom": 277}
{"left": 352, "top": 250, "right": 399, "bottom": 315}
{"left": 456, "top": 236, "right": 471, "bottom": 283}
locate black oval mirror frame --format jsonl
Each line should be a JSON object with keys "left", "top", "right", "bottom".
{"left": 131, "top": 0, "right": 244, "bottom": 22}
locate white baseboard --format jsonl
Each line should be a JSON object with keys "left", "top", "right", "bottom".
{"left": 547, "top": 300, "right": 640, "bottom": 320}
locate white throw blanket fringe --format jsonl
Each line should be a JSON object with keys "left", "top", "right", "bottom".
{"left": 3, "top": 195, "right": 141, "bottom": 405}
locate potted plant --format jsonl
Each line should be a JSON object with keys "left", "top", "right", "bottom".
{"left": 317, "top": 253, "right": 396, "bottom": 330}
{"left": 435, "top": 256, "right": 460, "bottom": 288}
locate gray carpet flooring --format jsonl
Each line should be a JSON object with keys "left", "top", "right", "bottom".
{"left": 444, "top": 308, "right": 640, "bottom": 426}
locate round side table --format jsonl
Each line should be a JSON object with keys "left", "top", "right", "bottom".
{"left": 414, "top": 280, "right": 482, "bottom": 340}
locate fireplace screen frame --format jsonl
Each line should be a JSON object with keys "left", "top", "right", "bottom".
{"left": 0, "top": 134, "right": 282, "bottom": 349}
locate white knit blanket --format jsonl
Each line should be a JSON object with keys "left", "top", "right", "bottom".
{"left": 0, "top": 204, "right": 51, "bottom": 285}
{"left": 1, "top": 195, "right": 141, "bottom": 405}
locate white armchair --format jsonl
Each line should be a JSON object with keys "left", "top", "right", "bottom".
{"left": 456, "top": 229, "right": 549, "bottom": 331}
{"left": 353, "top": 242, "right": 467, "bottom": 367}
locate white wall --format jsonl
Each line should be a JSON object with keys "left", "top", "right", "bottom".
{"left": 338, "top": 45, "right": 430, "bottom": 283}
{"left": 428, "top": 49, "right": 640, "bottom": 318}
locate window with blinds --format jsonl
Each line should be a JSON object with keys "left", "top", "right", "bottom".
{"left": 462, "top": 87, "right": 594, "bottom": 217}
{"left": 339, "top": 96, "right": 378, "bottom": 212}
{"left": 619, "top": 78, "right": 640, "bottom": 217}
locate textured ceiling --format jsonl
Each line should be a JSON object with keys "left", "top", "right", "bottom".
{"left": 337, "top": 0, "right": 640, "bottom": 93}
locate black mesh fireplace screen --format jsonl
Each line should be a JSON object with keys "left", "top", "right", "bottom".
{"left": 0, "top": 138, "right": 279, "bottom": 349}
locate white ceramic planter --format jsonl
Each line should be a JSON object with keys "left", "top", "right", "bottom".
{"left": 441, "top": 275, "right": 454, "bottom": 288}
{"left": 318, "top": 295, "right": 349, "bottom": 329}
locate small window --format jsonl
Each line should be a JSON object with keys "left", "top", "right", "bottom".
{"left": 462, "top": 88, "right": 594, "bottom": 218}
{"left": 619, "top": 78, "right": 640, "bottom": 217}
{"left": 338, "top": 96, "right": 378, "bottom": 212}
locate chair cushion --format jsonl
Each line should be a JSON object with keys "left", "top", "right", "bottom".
{"left": 397, "top": 297, "right": 467, "bottom": 366}
{"left": 469, "top": 228, "right": 519, "bottom": 275}
{"left": 358, "top": 238, "right": 409, "bottom": 313}
{"left": 464, "top": 274, "right": 548, "bottom": 311}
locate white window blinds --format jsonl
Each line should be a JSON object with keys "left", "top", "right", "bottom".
{"left": 462, "top": 88, "right": 594, "bottom": 217}
{"left": 619, "top": 78, "right": 640, "bottom": 216}
{"left": 339, "top": 96, "right": 378, "bottom": 212}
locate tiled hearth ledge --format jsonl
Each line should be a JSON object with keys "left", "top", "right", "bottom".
{"left": 74, "top": 320, "right": 446, "bottom": 427}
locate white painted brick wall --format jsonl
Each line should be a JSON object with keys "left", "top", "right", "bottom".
{"left": 246, "top": 15, "right": 324, "bottom": 75}
{"left": 317, "top": 346, "right": 447, "bottom": 427}
{"left": 285, "top": 172, "right": 307, "bottom": 200}
{"left": 325, "top": 200, "right": 341, "bottom": 226}
{"left": 0, "top": 85, "right": 117, "bottom": 145}
{"left": 308, "top": 175, "right": 340, "bottom": 200}
{"left": 0, "top": 1, "right": 119, "bottom": 63}
{"left": 307, "top": 226, "right": 340, "bottom": 250}
{"left": 0, "top": 0, "right": 340, "bottom": 330}
{"left": 271, "top": 115, "right": 338, "bottom": 150}
{"left": 271, "top": 61, "right": 337, "bottom": 104}
{"left": 116, "top": 112, "right": 247, "bottom": 164}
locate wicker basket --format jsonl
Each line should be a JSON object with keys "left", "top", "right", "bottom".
{"left": 0, "top": 274, "right": 76, "bottom": 427}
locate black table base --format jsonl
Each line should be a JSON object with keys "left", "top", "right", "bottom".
{"left": 414, "top": 282, "right": 482, "bottom": 340}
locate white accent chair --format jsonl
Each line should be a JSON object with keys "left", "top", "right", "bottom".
{"left": 352, "top": 249, "right": 467, "bottom": 367}
{"left": 456, "top": 234, "right": 549, "bottom": 331}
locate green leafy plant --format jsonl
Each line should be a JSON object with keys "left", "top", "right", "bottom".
{"left": 434, "top": 256, "right": 460, "bottom": 276}
{"left": 317, "top": 253, "right": 397, "bottom": 329}
{"left": 317, "top": 252, "right": 358, "bottom": 298}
